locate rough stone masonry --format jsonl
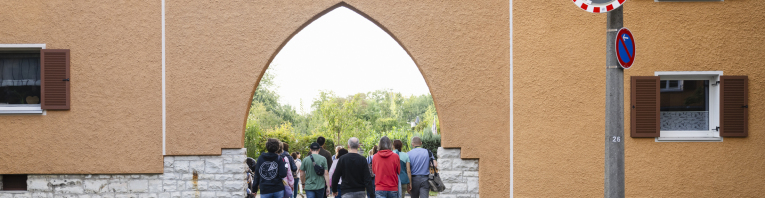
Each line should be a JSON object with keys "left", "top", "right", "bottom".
{"left": 0, "top": 148, "right": 247, "bottom": 198}
{"left": 436, "top": 147, "right": 479, "bottom": 198}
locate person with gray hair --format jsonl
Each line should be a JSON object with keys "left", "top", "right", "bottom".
{"left": 347, "top": 137, "right": 360, "bottom": 150}
{"left": 372, "top": 136, "right": 401, "bottom": 198}
{"left": 407, "top": 136, "right": 437, "bottom": 198}
{"left": 331, "top": 137, "right": 372, "bottom": 198}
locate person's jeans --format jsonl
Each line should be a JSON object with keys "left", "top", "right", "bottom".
{"left": 261, "top": 190, "right": 285, "bottom": 198}
{"left": 306, "top": 188, "right": 326, "bottom": 198}
{"left": 410, "top": 176, "right": 430, "bottom": 198}
{"left": 375, "top": 191, "right": 398, "bottom": 198}
{"left": 341, "top": 191, "right": 367, "bottom": 198}
{"left": 293, "top": 179, "right": 300, "bottom": 198}
{"left": 334, "top": 188, "right": 341, "bottom": 198}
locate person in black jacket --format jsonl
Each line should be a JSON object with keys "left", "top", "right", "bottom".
{"left": 252, "top": 138, "right": 288, "bottom": 198}
{"left": 331, "top": 137, "right": 372, "bottom": 198}
{"left": 317, "top": 136, "right": 334, "bottom": 169}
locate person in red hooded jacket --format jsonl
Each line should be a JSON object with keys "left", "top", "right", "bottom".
{"left": 372, "top": 136, "right": 400, "bottom": 198}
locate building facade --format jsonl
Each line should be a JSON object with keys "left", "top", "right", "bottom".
{"left": 515, "top": 0, "right": 764, "bottom": 197}
{"left": 0, "top": 0, "right": 762, "bottom": 197}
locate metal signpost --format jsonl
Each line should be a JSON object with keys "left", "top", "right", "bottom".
{"left": 571, "top": 0, "right": 630, "bottom": 197}
{"left": 605, "top": 7, "right": 625, "bottom": 198}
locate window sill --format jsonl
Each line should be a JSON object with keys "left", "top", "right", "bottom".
{"left": 0, "top": 104, "right": 44, "bottom": 114}
{"left": 655, "top": 137, "right": 723, "bottom": 142}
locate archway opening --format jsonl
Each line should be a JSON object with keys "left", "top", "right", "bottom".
{"left": 245, "top": 5, "right": 440, "bottom": 159}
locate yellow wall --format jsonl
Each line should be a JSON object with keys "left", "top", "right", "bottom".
{"left": 0, "top": 1, "right": 163, "bottom": 174}
{"left": 514, "top": 1, "right": 605, "bottom": 196}
{"left": 0, "top": 1, "right": 511, "bottom": 197}
{"left": 514, "top": 0, "right": 765, "bottom": 197}
{"left": 166, "top": 1, "right": 510, "bottom": 197}
{"left": 625, "top": 0, "right": 765, "bottom": 196}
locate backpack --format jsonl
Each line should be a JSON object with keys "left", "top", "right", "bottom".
{"left": 283, "top": 153, "right": 298, "bottom": 178}
{"left": 309, "top": 155, "right": 325, "bottom": 176}
{"left": 367, "top": 155, "right": 375, "bottom": 177}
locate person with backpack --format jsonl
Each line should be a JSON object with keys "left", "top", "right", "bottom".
{"left": 392, "top": 140, "right": 411, "bottom": 198}
{"left": 252, "top": 138, "right": 288, "bottom": 198}
{"left": 372, "top": 137, "right": 401, "bottom": 198}
{"left": 317, "top": 136, "right": 334, "bottom": 168}
{"left": 282, "top": 143, "right": 299, "bottom": 181}
{"left": 278, "top": 143, "right": 295, "bottom": 198}
{"left": 300, "top": 142, "right": 331, "bottom": 198}
{"left": 407, "top": 137, "right": 437, "bottom": 198}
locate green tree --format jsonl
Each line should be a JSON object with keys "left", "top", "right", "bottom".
{"left": 318, "top": 92, "right": 368, "bottom": 144}
{"left": 245, "top": 73, "right": 443, "bottom": 160}
{"left": 252, "top": 69, "right": 300, "bottom": 129}
{"left": 244, "top": 110, "right": 263, "bottom": 159}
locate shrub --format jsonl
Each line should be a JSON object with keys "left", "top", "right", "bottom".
{"left": 244, "top": 120, "right": 263, "bottom": 159}
{"left": 323, "top": 138, "right": 336, "bottom": 156}
{"left": 415, "top": 132, "right": 441, "bottom": 159}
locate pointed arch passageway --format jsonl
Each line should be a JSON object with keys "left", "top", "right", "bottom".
{"left": 165, "top": 2, "right": 510, "bottom": 197}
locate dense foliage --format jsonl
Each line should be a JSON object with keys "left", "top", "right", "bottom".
{"left": 245, "top": 71, "right": 441, "bottom": 159}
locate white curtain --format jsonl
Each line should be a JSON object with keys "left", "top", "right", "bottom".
{"left": 0, "top": 54, "right": 40, "bottom": 87}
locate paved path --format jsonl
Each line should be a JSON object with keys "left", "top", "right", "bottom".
{"left": 255, "top": 194, "right": 414, "bottom": 198}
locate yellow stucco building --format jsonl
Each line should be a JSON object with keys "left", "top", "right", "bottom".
{"left": 0, "top": 0, "right": 762, "bottom": 197}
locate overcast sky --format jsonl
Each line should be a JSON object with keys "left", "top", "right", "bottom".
{"left": 267, "top": 7, "right": 431, "bottom": 113}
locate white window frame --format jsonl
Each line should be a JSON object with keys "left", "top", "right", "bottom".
{"left": 660, "top": 80, "right": 684, "bottom": 92}
{"left": 654, "top": 71, "right": 722, "bottom": 142}
{"left": 0, "top": 44, "right": 46, "bottom": 115}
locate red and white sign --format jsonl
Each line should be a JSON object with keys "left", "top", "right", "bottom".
{"left": 572, "top": 0, "right": 626, "bottom": 13}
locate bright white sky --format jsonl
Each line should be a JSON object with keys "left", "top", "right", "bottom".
{"left": 268, "top": 7, "right": 431, "bottom": 113}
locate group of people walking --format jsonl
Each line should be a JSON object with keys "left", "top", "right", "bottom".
{"left": 247, "top": 136, "right": 437, "bottom": 198}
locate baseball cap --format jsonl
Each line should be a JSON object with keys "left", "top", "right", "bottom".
{"left": 310, "top": 142, "right": 321, "bottom": 150}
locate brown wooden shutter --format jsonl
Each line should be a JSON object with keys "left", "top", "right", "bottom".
{"left": 631, "top": 76, "right": 660, "bottom": 137}
{"left": 40, "top": 49, "right": 70, "bottom": 110}
{"left": 720, "top": 76, "right": 748, "bottom": 137}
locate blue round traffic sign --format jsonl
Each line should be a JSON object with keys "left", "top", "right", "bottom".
{"left": 615, "top": 28, "right": 635, "bottom": 69}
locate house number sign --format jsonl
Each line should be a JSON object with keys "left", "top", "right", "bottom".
{"left": 572, "top": 0, "right": 626, "bottom": 13}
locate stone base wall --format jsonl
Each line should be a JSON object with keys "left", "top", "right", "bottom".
{"left": 436, "top": 147, "right": 479, "bottom": 198}
{"left": 0, "top": 149, "right": 248, "bottom": 198}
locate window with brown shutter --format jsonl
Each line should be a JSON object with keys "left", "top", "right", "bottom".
{"left": 720, "top": 76, "right": 748, "bottom": 137}
{"left": 40, "top": 49, "right": 70, "bottom": 110}
{"left": 631, "top": 76, "right": 660, "bottom": 138}
{"left": 1, "top": 175, "right": 27, "bottom": 191}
